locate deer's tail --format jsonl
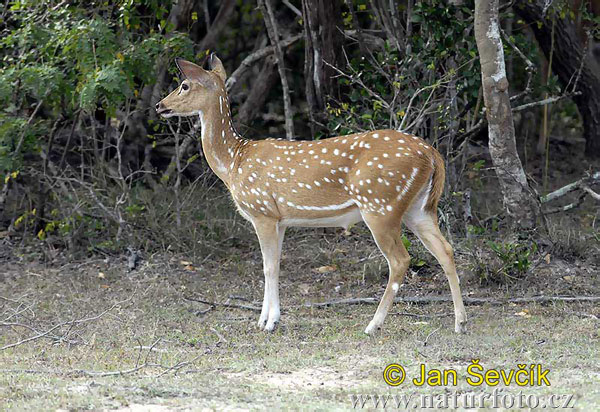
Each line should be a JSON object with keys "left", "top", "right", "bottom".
{"left": 425, "top": 148, "right": 446, "bottom": 215}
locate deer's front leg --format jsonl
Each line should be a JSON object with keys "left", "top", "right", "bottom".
{"left": 252, "top": 217, "right": 286, "bottom": 332}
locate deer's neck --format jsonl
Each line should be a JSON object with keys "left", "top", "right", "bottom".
{"left": 198, "top": 94, "right": 245, "bottom": 186}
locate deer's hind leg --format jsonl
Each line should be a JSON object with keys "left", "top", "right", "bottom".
{"left": 403, "top": 208, "right": 467, "bottom": 333}
{"left": 361, "top": 212, "right": 411, "bottom": 335}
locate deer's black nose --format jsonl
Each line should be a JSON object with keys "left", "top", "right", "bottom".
{"left": 155, "top": 102, "right": 162, "bottom": 111}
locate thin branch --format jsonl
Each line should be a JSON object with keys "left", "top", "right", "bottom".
{"left": 257, "top": 0, "right": 295, "bottom": 140}
{"left": 1, "top": 298, "right": 129, "bottom": 351}
{"left": 455, "top": 92, "right": 583, "bottom": 157}
{"left": 13, "top": 98, "right": 45, "bottom": 158}
{"left": 513, "top": 92, "right": 582, "bottom": 112}
{"left": 225, "top": 34, "right": 302, "bottom": 91}
{"left": 501, "top": 28, "right": 536, "bottom": 102}
{"left": 543, "top": 193, "right": 588, "bottom": 214}
{"left": 282, "top": 0, "right": 302, "bottom": 17}
{"left": 582, "top": 185, "right": 600, "bottom": 201}
{"left": 540, "top": 171, "right": 600, "bottom": 203}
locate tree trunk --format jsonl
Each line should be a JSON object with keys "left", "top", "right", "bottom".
{"left": 515, "top": 0, "right": 600, "bottom": 158}
{"left": 474, "top": 0, "right": 534, "bottom": 226}
{"left": 197, "top": 0, "right": 236, "bottom": 51}
{"left": 235, "top": 55, "right": 279, "bottom": 128}
{"left": 302, "top": 0, "right": 344, "bottom": 137}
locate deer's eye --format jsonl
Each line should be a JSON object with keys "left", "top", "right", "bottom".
{"left": 181, "top": 83, "right": 189, "bottom": 91}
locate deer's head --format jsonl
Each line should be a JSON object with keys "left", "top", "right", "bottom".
{"left": 155, "top": 54, "right": 227, "bottom": 118}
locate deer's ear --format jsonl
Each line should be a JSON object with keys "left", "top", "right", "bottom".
{"left": 208, "top": 53, "right": 227, "bottom": 83}
{"left": 175, "top": 58, "right": 211, "bottom": 83}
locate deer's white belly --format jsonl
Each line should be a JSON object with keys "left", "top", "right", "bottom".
{"left": 280, "top": 207, "right": 362, "bottom": 229}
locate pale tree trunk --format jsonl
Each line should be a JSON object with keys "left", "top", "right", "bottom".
{"left": 474, "top": 0, "right": 534, "bottom": 226}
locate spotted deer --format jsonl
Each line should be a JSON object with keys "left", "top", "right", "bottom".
{"left": 156, "top": 55, "right": 467, "bottom": 335}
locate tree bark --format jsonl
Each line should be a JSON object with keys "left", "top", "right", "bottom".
{"left": 235, "top": 55, "right": 279, "bottom": 128}
{"left": 302, "top": 0, "right": 344, "bottom": 137}
{"left": 197, "top": 0, "right": 236, "bottom": 51}
{"left": 475, "top": 0, "right": 534, "bottom": 226}
{"left": 515, "top": 0, "right": 600, "bottom": 157}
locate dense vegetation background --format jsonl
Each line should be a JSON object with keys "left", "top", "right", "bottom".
{"left": 0, "top": 0, "right": 598, "bottom": 275}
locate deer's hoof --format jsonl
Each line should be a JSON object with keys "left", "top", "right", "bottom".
{"left": 364, "top": 321, "right": 382, "bottom": 335}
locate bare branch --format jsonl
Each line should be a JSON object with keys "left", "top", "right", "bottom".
{"left": 1, "top": 298, "right": 130, "bottom": 351}
{"left": 183, "top": 295, "right": 261, "bottom": 312}
{"left": 225, "top": 34, "right": 302, "bottom": 91}
{"left": 257, "top": 0, "right": 295, "bottom": 140}
{"left": 513, "top": 92, "right": 582, "bottom": 112}
{"left": 540, "top": 171, "right": 600, "bottom": 203}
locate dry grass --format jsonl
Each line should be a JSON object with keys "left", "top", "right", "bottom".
{"left": 1, "top": 222, "right": 599, "bottom": 410}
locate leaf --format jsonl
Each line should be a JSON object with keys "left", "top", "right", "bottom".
{"left": 515, "top": 309, "right": 531, "bottom": 318}
{"left": 316, "top": 265, "right": 337, "bottom": 274}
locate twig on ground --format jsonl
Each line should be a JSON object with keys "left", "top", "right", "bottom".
{"left": 303, "top": 295, "right": 600, "bottom": 308}
{"left": 183, "top": 295, "right": 261, "bottom": 312}
{"left": 210, "top": 327, "right": 228, "bottom": 344}
{"left": 153, "top": 354, "right": 203, "bottom": 378}
{"left": 0, "top": 297, "right": 131, "bottom": 351}
{"left": 390, "top": 312, "right": 453, "bottom": 318}
{"left": 1, "top": 337, "right": 201, "bottom": 378}
{"left": 422, "top": 326, "right": 441, "bottom": 347}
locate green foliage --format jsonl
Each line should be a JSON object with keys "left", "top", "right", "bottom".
{"left": 0, "top": 1, "right": 194, "bottom": 179}
{"left": 328, "top": 0, "right": 481, "bottom": 136}
{"left": 486, "top": 240, "right": 538, "bottom": 281}
{"left": 401, "top": 234, "right": 427, "bottom": 268}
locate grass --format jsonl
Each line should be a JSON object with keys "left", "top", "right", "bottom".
{"left": 1, "top": 230, "right": 599, "bottom": 411}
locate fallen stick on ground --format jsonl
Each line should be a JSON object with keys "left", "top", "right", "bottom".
{"left": 183, "top": 295, "right": 262, "bottom": 312}
{"left": 0, "top": 298, "right": 129, "bottom": 351}
{"left": 303, "top": 295, "right": 600, "bottom": 308}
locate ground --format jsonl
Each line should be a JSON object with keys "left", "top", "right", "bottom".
{"left": 1, "top": 220, "right": 599, "bottom": 411}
